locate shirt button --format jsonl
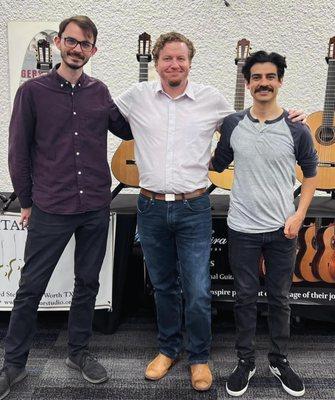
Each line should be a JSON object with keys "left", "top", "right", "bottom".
{"left": 76, "top": 152, "right": 80, "bottom": 156}
{"left": 73, "top": 111, "right": 77, "bottom": 115}
{"left": 74, "top": 132, "right": 78, "bottom": 136}
{"left": 79, "top": 190, "right": 83, "bottom": 194}
{"left": 60, "top": 84, "right": 63, "bottom": 87}
{"left": 78, "top": 171, "right": 82, "bottom": 175}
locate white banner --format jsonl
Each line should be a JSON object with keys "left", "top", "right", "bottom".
{"left": 0, "top": 212, "right": 115, "bottom": 311}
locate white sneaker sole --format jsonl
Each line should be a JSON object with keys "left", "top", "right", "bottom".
{"left": 226, "top": 367, "right": 256, "bottom": 397}
{"left": 65, "top": 358, "right": 108, "bottom": 384}
{"left": 269, "top": 365, "right": 305, "bottom": 397}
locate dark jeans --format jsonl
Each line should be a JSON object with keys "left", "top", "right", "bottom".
{"left": 4, "top": 205, "right": 110, "bottom": 369}
{"left": 228, "top": 227, "right": 297, "bottom": 364}
{"left": 137, "top": 193, "right": 212, "bottom": 364}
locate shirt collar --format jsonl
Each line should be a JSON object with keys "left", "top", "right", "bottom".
{"left": 51, "top": 63, "right": 87, "bottom": 89}
{"left": 155, "top": 80, "right": 195, "bottom": 100}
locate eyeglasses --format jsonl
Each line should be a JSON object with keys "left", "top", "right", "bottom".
{"left": 62, "top": 36, "right": 95, "bottom": 52}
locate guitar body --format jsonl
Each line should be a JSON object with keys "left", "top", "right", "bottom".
{"left": 208, "top": 163, "right": 235, "bottom": 190}
{"left": 111, "top": 140, "right": 139, "bottom": 187}
{"left": 296, "top": 111, "right": 335, "bottom": 190}
{"left": 315, "top": 224, "right": 335, "bottom": 283}
{"left": 298, "top": 223, "right": 320, "bottom": 282}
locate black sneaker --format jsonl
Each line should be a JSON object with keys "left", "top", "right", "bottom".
{"left": 0, "top": 366, "right": 27, "bottom": 400}
{"left": 226, "top": 359, "right": 256, "bottom": 396}
{"left": 269, "top": 358, "right": 305, "bottom": 397}
{"left": 66, "top": 351, "right": 108, "bottom": 384}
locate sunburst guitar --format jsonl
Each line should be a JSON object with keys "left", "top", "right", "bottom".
{"left": 296, "top": 37, "right": 335, "bottom": 190}
{"left": 312, "top": 223, "right": 335, "bottom": 283}
{"left": 111, "top": 32, "right": 152, "bottom": 187}
{"left": 209, "top": 38, "right": 250, "bottom": 190}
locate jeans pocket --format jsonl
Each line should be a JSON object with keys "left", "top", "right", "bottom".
{"left": 185, "top": 194, "right": 211, "bottom": 212}
{"left": 137, "top": 195, "right": 153, "bottom": 214}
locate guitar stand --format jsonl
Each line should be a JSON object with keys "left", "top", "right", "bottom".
{"left": 0, "top": 192, "right": 17, "bottom": 214}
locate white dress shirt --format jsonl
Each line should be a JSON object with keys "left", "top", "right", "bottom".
{"left": 115, "top": 81, "right": 234, "bottom": 193}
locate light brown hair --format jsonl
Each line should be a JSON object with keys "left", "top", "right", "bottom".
{"left": 152, "top": 32, "right": 196, "bottom": 64}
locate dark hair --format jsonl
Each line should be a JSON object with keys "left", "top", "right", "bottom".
{"left": 152, "top": 32, "right": 195, "bottom": 64}
{"left": 242, "top": 51, "right": 287, "bottom": 83}
{"left": 58, "top": 15, "right": 98, "bottom": 44}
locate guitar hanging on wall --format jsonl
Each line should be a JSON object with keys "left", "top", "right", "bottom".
{"left": 296, "top": 36, "right": 335, "bottom": 190}
{"left": 208, "top": 38, "right": 250, "bottom": 190}
{"left": 111, "top": 32, "right": 152, "bottom": 191}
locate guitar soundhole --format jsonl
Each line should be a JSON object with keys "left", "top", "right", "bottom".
{"left": 315, "top": 126, "right": 335, "bottom": 145}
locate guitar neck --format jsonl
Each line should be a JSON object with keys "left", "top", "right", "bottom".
{"left": 234, "top": 61, "right": 245, "bottom": 112}
{"left": 322, "top": 59, "right": 335, "bottom": 127}
{"left": 138, "top": 56, "right": 149, "bottom": 82}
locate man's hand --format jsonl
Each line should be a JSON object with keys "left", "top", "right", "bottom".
{"left": 20, "top": 207, "right": 32, "bottom": 228}
{"left": 288, "top": 108, "right": 307, "bottom": 124}
{"left": 284, "top": 212, "right": 305, "bottom": 239}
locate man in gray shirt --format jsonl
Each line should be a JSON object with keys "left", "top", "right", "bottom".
{"left": 211, "top": 51, "right": 318, "bottom": 397}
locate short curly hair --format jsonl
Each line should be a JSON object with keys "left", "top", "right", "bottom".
{"left": 152, "top": 32, "right": 196, "bottom": 64}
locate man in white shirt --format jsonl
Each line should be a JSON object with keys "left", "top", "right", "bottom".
{"left": 116, "top": 32, "right": 233, "bottom": 391}
{"left": 115, "top": 32, "right": 304, "bottom": 391}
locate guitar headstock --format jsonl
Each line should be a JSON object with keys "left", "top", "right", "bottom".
{"left": 326, "top": 36, "right": 335, "bottom": 63}
{"left": 235, "top": 38, "right": 251, "bottom": 65}
{"left": 137, "top": 32, "right": 152, "bottom": 62}
{"left": 36, "top": 39, "right": 52, "bottom": 71}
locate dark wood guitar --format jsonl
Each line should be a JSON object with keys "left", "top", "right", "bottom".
{"left": 312, "top": 222, "right": 335, "bottom": 283}
{"left": 298, "top": 219, "right": 322, "bottom": 282}
{"left": 111, "top": 32, "right": 151, "bottom": 187}
{"left": 208, "top": 38, "right": 250, "bottom": 190}
{"left": 296, "top": 37, "right": 335, "bottom": 190}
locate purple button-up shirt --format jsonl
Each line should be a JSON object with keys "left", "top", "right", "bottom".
{"left": 8, "top": 65, "right": 132, "bottom": 214}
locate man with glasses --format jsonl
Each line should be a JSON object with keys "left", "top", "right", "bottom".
{"left": 1, "top": 15, "right": 132, "bottom": 398}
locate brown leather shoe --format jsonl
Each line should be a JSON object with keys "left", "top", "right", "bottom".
{"left": 145, "top": 353, "right": 176, "bottom": 380}
{"left": 190, "top": 363, "right": 213, "bottom": 391}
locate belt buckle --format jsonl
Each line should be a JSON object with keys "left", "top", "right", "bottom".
{"left": 165, "top": 193, "right": 175, "bottom": 201}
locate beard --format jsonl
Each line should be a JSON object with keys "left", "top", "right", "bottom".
{"left": 61, "top": 50, "right": 88, "bottom": 70}
{"left": 167, "top": 79, "right": 182, "bottom": 87}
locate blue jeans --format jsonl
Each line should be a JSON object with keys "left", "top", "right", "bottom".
{"left": 137, "top": 193, "right": 212, "bottom": 364}
{"left": 4, "top": 205, "right": 110, "bottom": 369}
{"left": 228, "top": 227, "right": 297, "bottom": 364}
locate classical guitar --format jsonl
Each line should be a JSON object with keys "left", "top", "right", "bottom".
{"left": 296, "top": 37, "right": 335, "bottom": 190}
{"left": 312, "top": 222, "right": 335, "bottom": 283}
{"left": 208, "top": 38, "right": 250, "bottom": 190}
{"left": 111, "top": 32, "right": 152, "bottom": 187}
{"left": 298, "top": 219, "right": 322, "bottom": 282}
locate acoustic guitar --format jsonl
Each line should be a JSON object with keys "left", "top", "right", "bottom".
{"left": 312, "top": 222, "right": 335, "bottom": 283}
{"left": 111, "top": 32, "right": 152, "bottom": 187}
{"left": 298, "top": 219, "right": 322, "bottom": 282}
{"left": 296, "top": 37, "right": 335, "bottom": 190}
{"left": 208, "top": 38, "right": 250, "bottom": 190}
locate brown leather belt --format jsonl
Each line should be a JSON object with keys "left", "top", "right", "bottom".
{"left": 140, "top": 188, "right": 207, "bottom": 201}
